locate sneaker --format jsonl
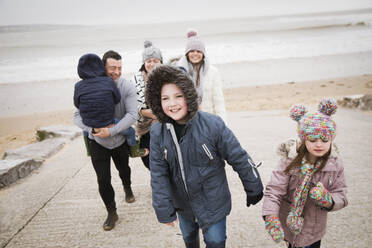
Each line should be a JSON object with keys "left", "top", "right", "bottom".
{"left": 124, "top": 186, "right": 135, "bottom": 203}
{"left": 103, "top": 211, "right": 118, "bottom": 231}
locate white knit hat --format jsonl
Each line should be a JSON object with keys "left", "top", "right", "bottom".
{"left": 185, "top": 30, "right": 205, "bottom": 55}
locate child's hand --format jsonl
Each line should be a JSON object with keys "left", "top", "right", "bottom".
{"left": 246, "top": 191, "right": 263, "bottom": 207}
{"left": 310, "top": 182, "right": 333, "bottom": 209}
{"left": 264, "top": 215, "right": 284, "bottom": 243}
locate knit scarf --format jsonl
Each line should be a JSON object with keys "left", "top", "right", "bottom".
{"left": 287, "top": 158, "right": 322, "bottom": 235}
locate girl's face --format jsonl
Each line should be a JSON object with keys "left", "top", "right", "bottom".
{"left": 305, "top": 138, "right": 331, "bottom": 162}
{"left": 144, "top": 58, "right": 162, "bottom": 73}
{"left": 161, "top": 83, "right": 188, "bottom": 124}
{"left": 187, "top": 50, "right": 204, "bottom": 64}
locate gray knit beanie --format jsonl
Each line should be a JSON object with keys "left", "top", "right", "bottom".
{"left": 142, "top": 40, "right": 163, "bottom": 63}
{"left": 185, "top": 30, "right": 206, "bottom": 55}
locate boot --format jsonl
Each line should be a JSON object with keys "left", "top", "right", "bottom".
{"left": 184, "top": 235, "right": 200, "bottom": 248}
{"left": 129, "top": 140, "right": 149, "bottom": 158}
{"left": 103, "top": 203, "right": 118, "bottom": 231}
{"left": 124, "top": 185, "right": 135, "bottom": 203}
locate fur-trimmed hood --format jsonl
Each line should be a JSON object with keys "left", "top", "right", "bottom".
{"left": 277, "top": 138, "right": 340, "bottom": 160}
{"left": 145, "top": 65, "right": 199, "bottom": 123}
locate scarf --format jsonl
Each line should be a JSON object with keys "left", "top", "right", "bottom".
{"left": 287, "top": 158, "right": 322, "bottom": 235}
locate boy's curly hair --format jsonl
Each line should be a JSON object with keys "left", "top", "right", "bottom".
{"left": 145, "top": 65, "right": 199, "bottom": 123}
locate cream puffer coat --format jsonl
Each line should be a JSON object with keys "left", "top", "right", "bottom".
{"left": 176, "top": 56, "right": 226, "bottom": 122}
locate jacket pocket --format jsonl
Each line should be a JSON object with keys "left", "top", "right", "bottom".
{"left": 203, "top": 176, "right": 230, "bottom": 212}
{"left": 190, "top": 142, "right": 216, "bottom": 167}
{"left": 312, "top": 171, "right": 334, "bottom": 189}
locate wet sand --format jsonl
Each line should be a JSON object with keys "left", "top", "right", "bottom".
{"left": 1, "top": 74, "right": 372, "bottom": 157}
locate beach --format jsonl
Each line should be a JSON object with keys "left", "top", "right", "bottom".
{"left": 1, "top": 73, "right": 372, "bottom": 157}
{"left": 1, "top": 2, "right": 372, "bottom": 246}
{"left": 1, "top": 5, "right": 372, "bottom": 157}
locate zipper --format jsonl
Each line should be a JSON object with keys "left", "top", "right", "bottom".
{"left": 166, "top": 123, "right": 189, "bottom": 196}
{"left": 163, "top": 148, "right": 168, "bottom": 161}
{"left": 201, "top": 144, "right": 213, "bottom": 160}
{"left": 248, "top": 158, "right": 259, "bottom": 178}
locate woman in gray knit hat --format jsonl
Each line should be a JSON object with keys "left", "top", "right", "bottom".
{"left": 132, "top": 40, "right": 163, "bottom": 170}
{"left": 176, "top": 29, "right": 227, "bottom": 122}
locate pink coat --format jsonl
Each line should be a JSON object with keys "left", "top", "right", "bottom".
{"left": 262, "top": 139, "right": 348, "bottom": 247}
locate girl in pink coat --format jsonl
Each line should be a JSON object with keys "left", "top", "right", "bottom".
{"left": 262, "top": 98, "right": 348, "bottom": 248}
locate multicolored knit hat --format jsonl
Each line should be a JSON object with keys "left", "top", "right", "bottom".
{"left": 290, "top": 98, "right": 337, "bottom": 141}
{"left": 185, "top": 29, "right": 206, "bottom": 55}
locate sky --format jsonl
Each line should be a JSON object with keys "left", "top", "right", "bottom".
{"left": 1, "top": 0, "right": 372, "bottom": 26}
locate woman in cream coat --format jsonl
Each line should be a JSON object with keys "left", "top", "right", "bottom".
{"left": 177, "top": 30, "right": 227, "bottom": 122}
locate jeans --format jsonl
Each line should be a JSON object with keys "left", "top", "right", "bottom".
{"left": 122, "top": 126, "right": 136, "bottom": 146}
{"left": 178, "top": 215, "right": 226, "bottom": 248}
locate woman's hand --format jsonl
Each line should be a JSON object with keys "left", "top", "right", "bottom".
{"left": 141, "top": 108, "right": 157, "bottom": 120}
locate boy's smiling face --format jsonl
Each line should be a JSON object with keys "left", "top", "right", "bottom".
{"left": 161, "top": 83, "right": 188, "bottom": 124}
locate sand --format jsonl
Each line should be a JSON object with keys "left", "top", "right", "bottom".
{"left": 225, "top": 74, "right": 372, "bottom": 111}
{"left": 1, "top": 74, "right": 372, "bottom": 157}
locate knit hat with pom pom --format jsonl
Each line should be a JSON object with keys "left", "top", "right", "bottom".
{"left": 290, "top": 98, "right": 337, "bottom": 141}
{"left": 185, "top": 29, "right": 206, "bottom": 55}
{"left": 142, "top": 40, "right": 163, "bottom": 63}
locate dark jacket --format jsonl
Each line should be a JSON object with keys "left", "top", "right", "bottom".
{"left": 150, "top": 111, "right": 263, "bottom": 229}
{"left": 74, "top": 53, "right": 121, "bottom": 128}
{"left": 145, "top": 65, "right": 263, "bottom": 229}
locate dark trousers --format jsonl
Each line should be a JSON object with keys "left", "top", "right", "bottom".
{"left": 139, "top": 132, "right": 150, "bottom": 170}
{"left": 288, "top": 240, "right": 321, "bottom": 248}
{"left": 88, "top": 139, "right": 131, "bottom": 209}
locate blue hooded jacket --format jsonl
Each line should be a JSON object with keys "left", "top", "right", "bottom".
{"left": 74, "top": 53, "right": 121, "bottom": 128}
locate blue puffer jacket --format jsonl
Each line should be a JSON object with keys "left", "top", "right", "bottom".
{"left": 150, "top": 111, "right": 263, "bottom": 230}
{"left": 73, "top": 53, "right": 121, "bottom": 128}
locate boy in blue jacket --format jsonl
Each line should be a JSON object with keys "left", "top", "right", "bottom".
{"left": 74, "top": 53, "right": 148, "bottom": 157}
{"left": 145, "top": 65, "right": 264, "bottom": 248}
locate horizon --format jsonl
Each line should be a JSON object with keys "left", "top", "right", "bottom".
{"left": 1, "top": 0, "right": 372, "bottom": 26}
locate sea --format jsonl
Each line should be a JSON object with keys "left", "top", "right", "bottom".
{"left": 1, "top": 1, "right": 372, "bottom": 117}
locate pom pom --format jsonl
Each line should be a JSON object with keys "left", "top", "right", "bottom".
{"left": 318, "top": 98, "right": 337, "bottom": 116}
{"left": 144, "top": 40, "right": 152, "bottom": 48}
{"left": 290, "top": 104, "right": 307, "bottom": 122}
{"left": 187, "top": 29, "right": 197, "bottom": 38}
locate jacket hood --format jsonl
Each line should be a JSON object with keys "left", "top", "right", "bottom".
{"left": 146, "top": 65, "right": 199, "bottom": 123}
{"left": 277, "top": 138, "right": 340, "bottom": 160}
{"left": 77, "top": 53, "right": 106, "bottom": 79}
